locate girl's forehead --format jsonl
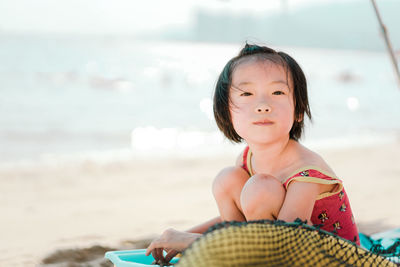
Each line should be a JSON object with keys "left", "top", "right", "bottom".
{"left": 232, "top": 59, "right": 292, "bottom": 87}
{"left": 233, "top": 60, "right": 284, "bottom": 75}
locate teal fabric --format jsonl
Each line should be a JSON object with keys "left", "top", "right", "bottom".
{"left": 359, "top": 228, "right": 400, "bottom": 263}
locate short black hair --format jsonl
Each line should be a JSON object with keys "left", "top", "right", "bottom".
{"left": 213, "top": 43, "right": 311, "bottom": 143}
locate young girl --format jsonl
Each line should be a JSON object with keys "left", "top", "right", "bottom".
{"left": 146, "top": 43, "right": 359, "bottom": 264}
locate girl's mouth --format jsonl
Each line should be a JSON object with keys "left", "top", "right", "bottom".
{"left": 253, "top": 119, "right": 274, "bottom": 126}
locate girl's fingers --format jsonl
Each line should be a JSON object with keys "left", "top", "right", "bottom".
{"left": 146, "top": 239, "right": 164, "bottom": 256}
{"left": 155, "top": 248, "right": 166, "bottom": 263}
{"left": 151, "top": 249, "right": 161, "bottom": 264}
{"left": 152, "top": 248, "right": 160, "bottom": 262}
{"left": 146, "top": 241, "right": 162, "bottom": 261}
{"left": 147, "top": 240, "right": 168, "bottom": 264}
{"left": 165, "top": 250, "right": 178, "bottom": 263}
{"left": 145, "top": 243, "right": 154, "bottom": 256}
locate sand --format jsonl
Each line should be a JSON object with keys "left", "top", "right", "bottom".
{"left": 1, "top": 139, "right": 400, "bottom": 266}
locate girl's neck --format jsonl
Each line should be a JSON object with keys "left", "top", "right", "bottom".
{"left": 248, "top": 138, "right": 297, "bottom": 175}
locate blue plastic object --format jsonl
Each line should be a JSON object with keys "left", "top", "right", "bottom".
{"left": 105, "top": 249, "right": 179, "bottom": 267}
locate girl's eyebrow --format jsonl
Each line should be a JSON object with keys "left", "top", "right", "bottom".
{"left": 270, "top": 80, "right": 288, "bottom": 85}
{"left": 231, "top": 84, "right": 245, "bottom": 91}
{"left": 237, "top": 81, "right": 253, "bottom": 86}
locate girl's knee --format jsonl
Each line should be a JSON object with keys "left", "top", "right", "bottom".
{"left": 240, "top": 174, "right": 285, "bottom": 218}
{"left": 212, "top": 167, "right": 248, "bottom": 200}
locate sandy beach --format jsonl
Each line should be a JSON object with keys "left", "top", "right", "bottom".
{"left": 1, "top": 139, "right": 400, "bottom": 266}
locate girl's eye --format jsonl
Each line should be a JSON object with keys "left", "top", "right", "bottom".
{"left": 273, "top": 91, "right": 285, "bottom": 95}
{"left": 240, "top": 92, "right": 252, "bottom": 96}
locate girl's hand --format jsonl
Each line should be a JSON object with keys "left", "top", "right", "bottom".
{"left": 145, "top": 228, "right": 201, "bottom": 264}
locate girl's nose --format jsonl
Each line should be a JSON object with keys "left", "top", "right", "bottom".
{"left": 255, "top": 103, "right": 271, "bottom": 113}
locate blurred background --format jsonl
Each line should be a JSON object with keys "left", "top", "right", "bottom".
{"left": 1, "top": 0, "right": 400, "bottom": 266}
{"left": 1, "top": 0, "right": 399, "bottom": 164}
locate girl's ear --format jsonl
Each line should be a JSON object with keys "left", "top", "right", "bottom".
{"left": 295, "top": 113, "right": 304, "bottom": 122}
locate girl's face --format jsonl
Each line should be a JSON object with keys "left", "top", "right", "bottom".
{"left": 229, "top": 60, "right": 295, "bottom": 145}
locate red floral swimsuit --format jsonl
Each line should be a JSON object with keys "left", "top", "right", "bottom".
{"left": 241, "top": 146, "right": 360, "bottom": 246}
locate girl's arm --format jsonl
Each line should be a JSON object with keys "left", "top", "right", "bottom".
{"left": 277, "top": 181, "right": 321, "bottom": 224}
{"left": 186, "top": 216, "right": 222, "bottom": 234}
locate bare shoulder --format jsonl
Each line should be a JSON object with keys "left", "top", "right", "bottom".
{"left": 287, "top": 142, "right": 338, "bottom": 194}
{"left": 291, "top": 142, "right": 336, "bottom": 176}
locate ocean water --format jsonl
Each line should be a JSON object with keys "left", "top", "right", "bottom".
{"left": 1, "top": 35, "right": 399, "bottom": 165}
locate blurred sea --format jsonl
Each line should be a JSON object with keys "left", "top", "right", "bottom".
{"left": 1, "top": 35, "right": 399, "bottom": 166}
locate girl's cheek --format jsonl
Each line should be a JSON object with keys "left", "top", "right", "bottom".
{"left": 230, "top": 108, "right": 244, "bottom": 126}
{"left": 229, "top": 103, "right": 242, "bottom": 114}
